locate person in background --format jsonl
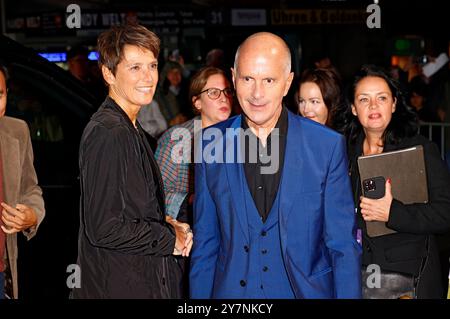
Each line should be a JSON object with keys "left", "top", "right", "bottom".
{"left": 314, "top": 55, "right": 331, "bottom": 69}
{"left": 137, "top": 100, "right": 168, "bottom": 140}
{"left": 67, "top": 45, "right": 107, "bottom": 100}
{"left": 156, "top": 66, "right": 232, "bottom": 221}
{"left": 408, "top": 76, "right": 441, "bottom": 123}
{"left": 168, "top": 49, "right": 191, "bottom": 79}
{"left": 337, "top": 64, "right": 450, "bottom": 298}
{"left": 205, "top": 49, "right": 225, "bottom": 70}
{"left": 156, "top": 61, "right": 191, "bottom": 126}
{"left": 0, "top": 63, "right": 45, "bottom": 299}
{"left": 309, "top": 52, "right": 342, "bottom": 82}
{"left": 407, "top": 76, "right": 443, "bottom": 152}
{"left": 72, "top": 24, "right": 193, "bottom": 299}
{"left": 155, "top": 66, "right": 232, "bottom": 296}
{"left": 297, "top": 68, "right": 343, "bottom": 128}
{"left": 67, "top": 46, "right": 90, "bottom": 84}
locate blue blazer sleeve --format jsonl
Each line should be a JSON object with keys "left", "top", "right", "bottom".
{"left": 189, "top": 160, "right": 220, "bottom": 298}
{"left": 324, "top": 136, "right": 362, "bottom": 298}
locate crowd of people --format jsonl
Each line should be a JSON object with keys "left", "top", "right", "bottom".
{"left": 1, "top": 23, "right": 450, "bottom": 299}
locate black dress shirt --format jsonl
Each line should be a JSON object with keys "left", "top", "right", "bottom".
{"left": 242, "top": 107, "right": 288, "bottom": 222}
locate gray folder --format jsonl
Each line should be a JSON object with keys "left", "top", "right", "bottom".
{"left": 357, "top": 145, "right": 428, "bottom": 237}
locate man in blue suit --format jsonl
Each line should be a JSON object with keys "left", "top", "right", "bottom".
{"left": 189, "top": 32, "right": 361, "bottom": 299}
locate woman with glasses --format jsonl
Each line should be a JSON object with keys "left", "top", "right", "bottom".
{"left": 155, "top": 66, "right": 233, "bottom": 296}
{"left": 297, "top": 68, "right": 342, "bottom": 129}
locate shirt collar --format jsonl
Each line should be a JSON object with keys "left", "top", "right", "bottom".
{"left": 103, "top": 96, "right": 140, "bottom": 132}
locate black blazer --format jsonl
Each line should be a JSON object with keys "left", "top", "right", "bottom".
{"left": 73, "top": 97, "right": 181, "bottom": 298}
{"left": 348, "top": 133, "right": 450, "bottom": 298}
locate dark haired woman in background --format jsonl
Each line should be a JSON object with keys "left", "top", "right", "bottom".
{"left": 297, "top": 68, "right": 342, "bottom": 128}
{"left": 336, "top": 64, "right": 450, "bottom": 298}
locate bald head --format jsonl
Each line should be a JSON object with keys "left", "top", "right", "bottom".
{"left": 234, "top": 32, "right": 292, "bottom": 76}
{"left": 231, "top": 32, "right": 294, "bottom": 132}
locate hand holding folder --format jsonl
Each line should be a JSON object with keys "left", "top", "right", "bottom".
{"left": 357, "top": 146, "right": 428, "bottom": 237}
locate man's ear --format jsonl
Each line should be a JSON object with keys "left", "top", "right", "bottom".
{"left": 283, "top": 72, "right": 294, "bottom": 96}
{"left": 101, "top": 65, "right": 115, "bottom": 86}
{"left": 231, "top": 67, "right": 236, "bottom": 88}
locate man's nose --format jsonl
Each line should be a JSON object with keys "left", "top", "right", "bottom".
{"left": 252, "top": 81, "right": 264, "bottom": 100}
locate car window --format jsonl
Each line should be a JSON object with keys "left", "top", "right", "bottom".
{"left": 6, "top": 63, "right": 91, "bottom": 186}
{"left": 1, "top": 37, "right": 96, "bottom": 299}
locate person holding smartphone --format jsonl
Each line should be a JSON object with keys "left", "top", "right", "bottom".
{"left": 336, "top": 64, "right": 450, "bottom": 299}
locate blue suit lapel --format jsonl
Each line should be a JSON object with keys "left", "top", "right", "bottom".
{"left": 224, "top": 112, "right": 303, "bottom": 243}
{"left": 225, "top": 115, "right": 250, "bottom": 242}
{"left": 279, "top": 112, "right": 303, "bottom": 234}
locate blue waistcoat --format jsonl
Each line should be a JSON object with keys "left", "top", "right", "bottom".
{"left": 243, "top": 184, "right": 295, "bottom": 298}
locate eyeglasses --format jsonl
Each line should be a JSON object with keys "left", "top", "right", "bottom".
{"left": 198, "top": 87, "right": 234, "bottom": 100}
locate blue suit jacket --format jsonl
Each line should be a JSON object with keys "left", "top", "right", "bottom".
{"left": 190, "top": 111, "right": 362, "bottom": 298}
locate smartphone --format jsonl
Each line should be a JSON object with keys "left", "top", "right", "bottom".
{"left": 362, "top": 176, "right": 386, "bottom": 199}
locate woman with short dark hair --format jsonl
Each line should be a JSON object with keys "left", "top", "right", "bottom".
{"left": 73, "top": 24, "right": 193, "bottom": 299}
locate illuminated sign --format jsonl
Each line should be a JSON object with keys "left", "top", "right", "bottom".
{"left": 39, "top": 52, "right": 67, "bottom": 62}
{"left": 39, "top": 51, "right": 98, "bottom": 62}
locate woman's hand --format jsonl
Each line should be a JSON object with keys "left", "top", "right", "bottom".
{"left": 166, "top": 216, "right": 194, "bottom": 257}
{"left": 360, "top": 178, "right": 393, "bottom": 222}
